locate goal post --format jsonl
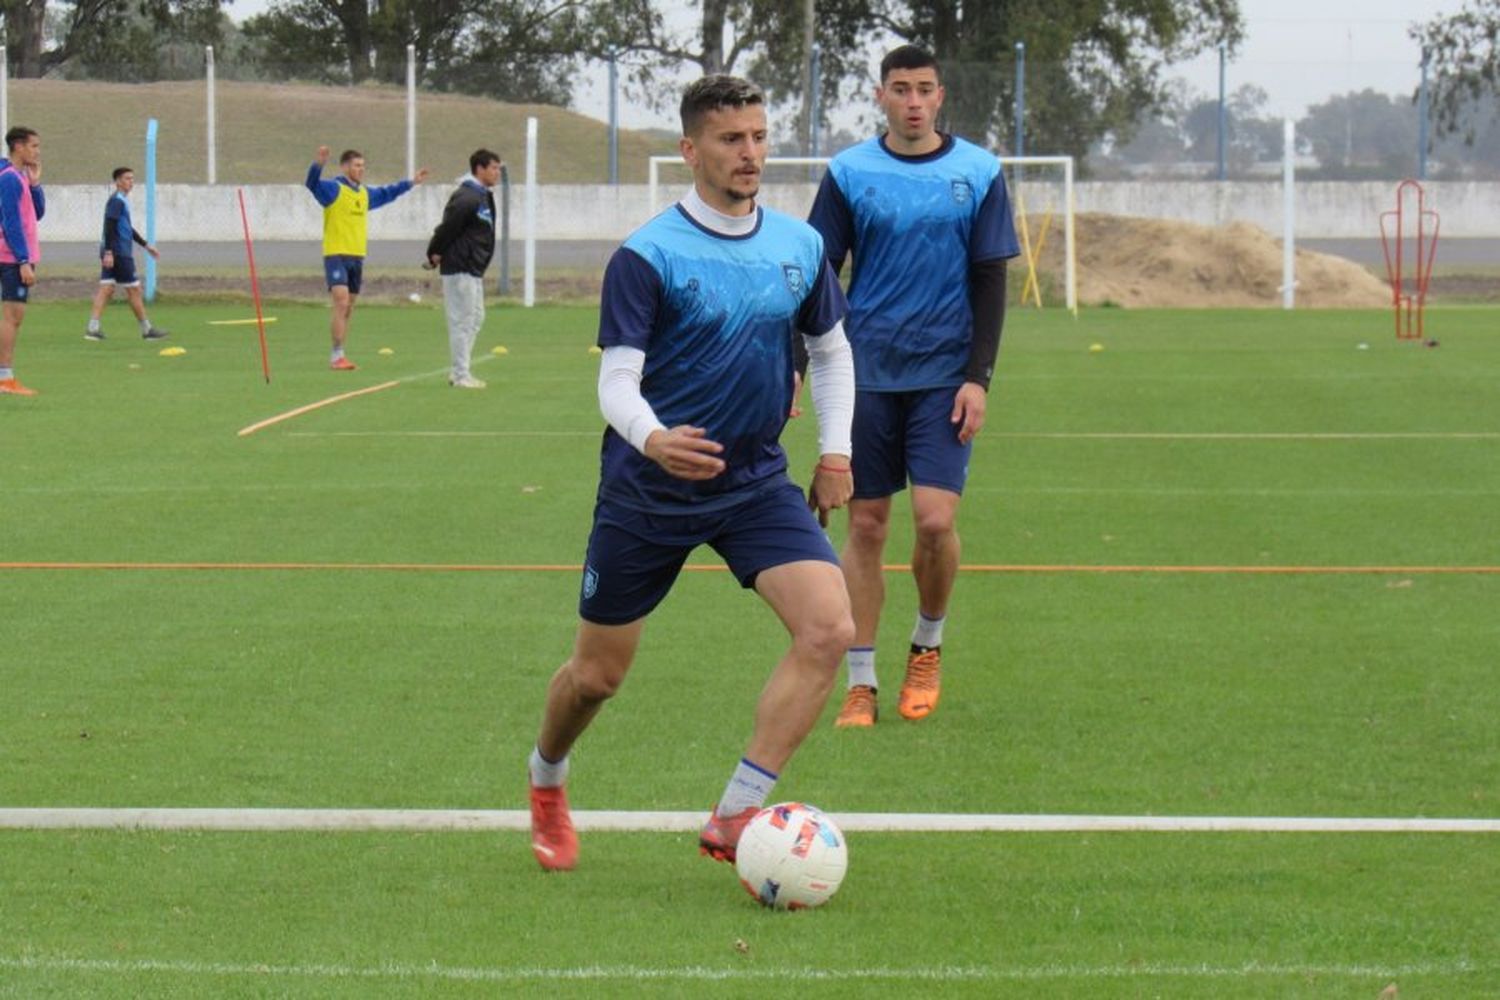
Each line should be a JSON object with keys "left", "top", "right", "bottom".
{"left": 647, "top": 153, "right": 1076, "bottom": 314}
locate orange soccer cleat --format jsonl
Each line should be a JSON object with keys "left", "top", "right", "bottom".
{"left": 529, "top": 784, "right": 578, "bottom": 871}
{"left": 329, "top": 356, "right": 358, "bottom": 371}
{"left": 834, "top": 684, "right": 878, "bottom": 728}
{"left": 0, "top": 377, "right": 37, "bottom": 397}
{"left": 898, "top": 646, "right": 942, "bottom": 720}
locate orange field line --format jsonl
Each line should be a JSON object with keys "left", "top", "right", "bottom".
{"left": 237, "top": 380, "right": 401, "bottom": 437}
{"left": 2, "top": 562, "right": 1499, "bottom": 575}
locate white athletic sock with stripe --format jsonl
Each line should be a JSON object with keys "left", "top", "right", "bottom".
{"left": 528, "top": 746, "right": 569, "bottom": 788}
{"left": 716, "top": 758, "right": 777, "bottom": 817}
{"left": 846, "top": 646, "right": 878, "bottom": 690}
{"left": 912, "top": 612, "right": 946, "bottom": 650}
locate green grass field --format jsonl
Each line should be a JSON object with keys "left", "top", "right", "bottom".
{"left": 3, "top": 301, "right": 1499, "bottom": 997}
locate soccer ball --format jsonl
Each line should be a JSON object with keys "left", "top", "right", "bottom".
{"left": 734, "top": 802, "right": 847, "bottom": 910}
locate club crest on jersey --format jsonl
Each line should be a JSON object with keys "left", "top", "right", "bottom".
{"left": 782, "top": 263, "right": 806, "bottom": 298}
{"left": 951, "top": 179, "right": 973, "bottom": 205}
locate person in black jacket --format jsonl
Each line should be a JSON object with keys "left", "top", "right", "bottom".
{"left": 426, "top": 149, "right": 501, "bottom": 388}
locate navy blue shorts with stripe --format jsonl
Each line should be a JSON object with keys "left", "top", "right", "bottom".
{"left": 0, "top": 263, "right": 31, "bottom": 303}
{"left": 578, "top": 479, "right": 838, "bottom": 626}
{"left": 323, "top": 254, "right": 364, "bottom": 293}
{"left": 851, "top": 386, "right": 971, "bottom": 499}
{"left": 99, "top": 255, "right": 139, "bottom": 286}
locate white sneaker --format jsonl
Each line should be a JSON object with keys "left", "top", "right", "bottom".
{"left": 449, "top": 374, "right": 487, "bottom": 389}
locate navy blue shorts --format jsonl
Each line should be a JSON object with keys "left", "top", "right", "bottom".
{"left": 100, "top": 255, "right": 139, "bottom": 287}
{"left": 323, "top": 255, "right": 364, "bottom": 294}
{"left": 0, "top": 263, "right": 31, "bottom": 303}
{"left": 851, "top": 387, "right": 971, "bottom": 499}
{"left": 578, "top": 479, "right": 839, "bottom": 626}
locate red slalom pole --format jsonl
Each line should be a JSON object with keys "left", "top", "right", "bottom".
{"left": 237, "top": 187, "right": 272, "bottom": 383}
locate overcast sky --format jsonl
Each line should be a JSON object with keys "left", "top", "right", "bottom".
{"left": 227, "top": 0, "right": 1466, "bottom": 130}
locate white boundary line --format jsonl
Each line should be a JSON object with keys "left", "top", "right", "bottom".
{"left": 268, "top": 429, "right": 1500, "bottom": 441}
{"left": 994, "top": 431, "right": 1500, "bottom": 440}
{"left": 0, "top": 954, "right": 1491, "bottom": 984}
{"left": 2, "top": 808, "right": 1497, "bottom": 833}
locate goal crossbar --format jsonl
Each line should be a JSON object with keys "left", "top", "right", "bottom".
{"left": 647, "top": 154, "right": 1076, "bottom": 313}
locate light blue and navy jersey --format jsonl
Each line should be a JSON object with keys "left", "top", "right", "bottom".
{"left": 597, "top": 203, "right": 847, "bottom": 514}
{"left": 101, "top": 191, "right": 143, "bottom": 260}
{"left": 808, "top": 134, "right": 1019, "bottom": 392}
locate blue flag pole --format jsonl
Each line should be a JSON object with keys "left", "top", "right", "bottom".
{"left": 145, "top": 118, "right": 158, "bottom": 303}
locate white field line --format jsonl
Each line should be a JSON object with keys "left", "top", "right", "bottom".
{"left": 1, "top": 808, "right": 1498, "bottom": 833}
{"left": 994, "top": 431, "right": 1500, "bottom": 440}
{"left": 274, "top": 429, "right": 1500, "bottom": 441}
{"left": 286, "top": 430, "right": 599, "bottom": 437}
{"left": 0, "top": 954, "right": 1491, "bottom": 985}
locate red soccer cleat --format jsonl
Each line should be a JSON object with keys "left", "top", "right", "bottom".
{"left": 330, "top": 356, "right": 358, "bottom": 371}
{"left": 698, "top": 805, "right": 759, "bottom": 864}
{"left": 529, "top": 784, "right": 578, "bottom": 871}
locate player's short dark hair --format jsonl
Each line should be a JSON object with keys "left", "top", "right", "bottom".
{"left": 5, "top": 126, "right": 38, "bottom": 152}
{"left": 880, "top": 44, "right": 941, "bottom": 84}
{"left": 339, "top": 149, "right": 363, "bottom": 165}
{"left": 680, "top": 75, "right": 764, "bottom": 137}
{"left": 112, "top": 166, "right": 133, "bottom": 181}
{"left": 469, "top": 148, "right": 500, "bottom": 173}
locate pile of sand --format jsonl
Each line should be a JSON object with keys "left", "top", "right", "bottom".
{"left": 1034, "top": 213, "right": 1390, "bottom": 308}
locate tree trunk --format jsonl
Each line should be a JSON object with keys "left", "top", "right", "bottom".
{"left": 701, "top": 0, "right": 726, "bottom": 74}
{"left": 7, "top": 0, "right": 49, "bottom": 78}
{"left": 327, "top": 0, "right": 373, "bottom": 82}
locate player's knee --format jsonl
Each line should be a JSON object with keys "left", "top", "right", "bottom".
{"left": 796, "top": 608, "right": 856, "bottom": 667}
{"left": 847, "top": 506, "right": 889, "bottom": 548}
{"left": 913, "top": 508, "right": 957, "bottom": 547}
{"left": 564, "top": 656, "right": 626, "bottom": 704}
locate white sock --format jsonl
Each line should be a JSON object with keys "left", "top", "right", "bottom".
{"left": 139, "top": 317, "right": 152, "bottom": 333}
{"left": 716, "top": 757, "right": 777, "bottom": 817}
{"left": 528, "top": 746, "right": 569, "bottom": 788}
{"left": 0, "top": 367, "right": 12, "bottom": 380}
{"left": 846, "top": 646, "right": 878, "bottom": 690}
{"left": 912, "top": 612, "right": 946, "bottom": 650}
{"left": 87, "top": 318, "right": 101, "bottom": 332}
{"left": 331, "top": 347, "right": 345, "bottom": 361}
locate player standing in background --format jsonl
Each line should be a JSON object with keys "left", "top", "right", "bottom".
{"left": 425, "top": 148, "right": 501, "bottom": 389}
{"left": 527, "top": 75, "right": 857, "bottom": 872}
{"left": 0, "top": 126, "right": 45, "bottom": 397}
{"left": 86, "top": 167, "right": 168, "bottom": 342}
{"left": 806, "top": 44, "right": 1020, "bottom": 727}
{"left": 305, "top": 145, "right": 428, "bottom": 370}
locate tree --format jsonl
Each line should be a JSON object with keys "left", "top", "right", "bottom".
{"left": 239, "top": 0, "right": 592, "bottom": 102}
{"left": 583, "top": 0, "right": 874, "bottom": 132}
{"left": 0, "top": 0, "right": 226, "bottom": 78}
{"left": 1297, "top": 89, "right": 1418, "bottom": 179}
{"left": 1412, "top": 0, "right": 1500, "bottom": 143}
{"left": 590, "top": 1, "right": 1242, "bottom": 161}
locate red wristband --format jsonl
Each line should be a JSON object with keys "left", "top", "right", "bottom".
{"left": 816, "top": 463, "right": 851, "bottom": 475}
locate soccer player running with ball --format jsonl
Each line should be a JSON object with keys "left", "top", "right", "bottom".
{"left": 305, "top": 146, "right": 428, "bottom": 371}
{"left": 527, "top": 75, "right": 857, "bottom": 872}
{"left": 806, "top": 44, "right": 1020, "bottom": 728}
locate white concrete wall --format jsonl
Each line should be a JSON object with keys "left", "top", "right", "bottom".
{"left": 41, "top": 180, "right": 1493, "bottom": 242}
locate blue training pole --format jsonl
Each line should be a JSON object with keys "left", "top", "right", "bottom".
{"left": 145, "top": 118, "right": 158, "bottom": 303}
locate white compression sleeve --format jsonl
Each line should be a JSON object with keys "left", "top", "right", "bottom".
{"left": 598, "top": 345, "right": 666, "bottom": 454}
{"left": 803, "top": 320, "right": 855, "bottom": 458}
